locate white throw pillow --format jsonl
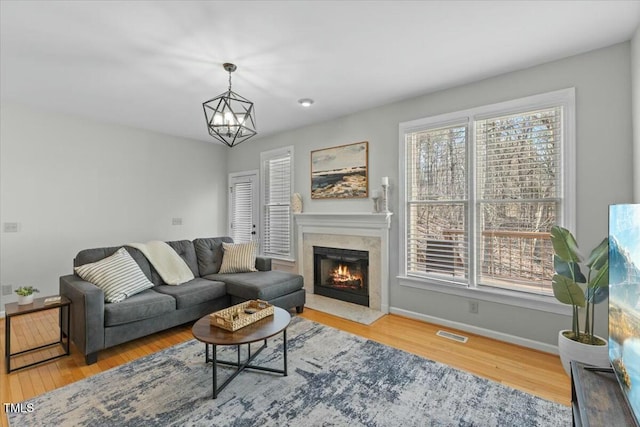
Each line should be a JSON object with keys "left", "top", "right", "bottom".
{"left": 218, "top": 241, "right": 258, "bottom": 274}
{"left": 74, "top": 247, "right": 154, "bottom": 303}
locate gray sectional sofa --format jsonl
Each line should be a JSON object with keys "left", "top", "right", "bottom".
{"left": 59, "top": 237, "right": 305, "bottom": 364}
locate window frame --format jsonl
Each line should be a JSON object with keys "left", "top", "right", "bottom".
{"left": 405, "top": 120, "right": 470, "bottom": 287}
{"left": 260, "top": 146, "right": 295, "bottom": 261}
{"left": 398, "top": 88, "right": 576, "bottom": 314}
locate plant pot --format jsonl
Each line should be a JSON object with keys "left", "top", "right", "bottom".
{"left": 17, "top": 294, "right": 34, "bottom": 305}
{"left": 558, "top": 330, "right": 609, "bottom": 375}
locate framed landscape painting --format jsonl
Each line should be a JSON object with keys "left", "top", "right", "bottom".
{"left": 311, "top": 141, "right": 368, "bottom": 199}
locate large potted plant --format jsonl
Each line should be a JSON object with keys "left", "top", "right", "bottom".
{"left": 551, "top": 225, "right": 609, "bottom": 375}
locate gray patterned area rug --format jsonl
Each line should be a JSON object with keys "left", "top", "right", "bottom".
{"left": 8, "top": 318, "right": 570, "bottom": 427}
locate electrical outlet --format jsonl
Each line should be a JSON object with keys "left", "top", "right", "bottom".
{"left": 3, "top": 222, "right": 18, "bottom": 232}
{"left": 171, "top": 218, "right": 183, "bottom": 226}
{"left": 2, "top": 285, "right": 12, "bottom": 296}
{"left": 469, "top": 301, "right": 479, "bottom": 314}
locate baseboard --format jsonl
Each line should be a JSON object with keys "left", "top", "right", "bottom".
{"left": 0, "top": 311, "right": 5, "bottom": 318}
{"left": 389, "top": 306, "right": 559, "bottom": 355}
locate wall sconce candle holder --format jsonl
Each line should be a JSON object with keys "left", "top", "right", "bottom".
{"left": 381, "top": 177, "right": 390, "bottom": 213}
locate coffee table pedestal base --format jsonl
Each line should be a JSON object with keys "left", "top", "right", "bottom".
{"left": 205, "top": 330, "right": 288, "bottom": 399}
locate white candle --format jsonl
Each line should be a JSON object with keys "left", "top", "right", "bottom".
{"left": 381, "top": 176, "right": 389, "bottom": 186}
{"left": 372, "top": 189, "right": 381, "bottom": 198}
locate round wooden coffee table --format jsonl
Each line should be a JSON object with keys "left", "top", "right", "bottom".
{"left": 192, "top": 306, "right": 291, "bottom": 398}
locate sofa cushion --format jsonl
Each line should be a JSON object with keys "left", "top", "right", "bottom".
{"left": 193, "top": 237, "right": 234, "bottom": 276}
{"left": 205, "top": 271, "right": 304, "bottom": 301}
{"left": 74, "top": 248, "right": 155, "bottom": 303}
{"left": 219, "top": 241, "right": 258, "bottom": 274}
{"left": 166, "top": 240, "right": 200, "bottom": 278}
{"left": 154, "top": 278, "right": 227, "bottom": 309}
{"left": 149, "top": 265, "right": 164, "bottom": 286}
{"left": 255, "top": 256, "right": 272, "bottom": 272}
{"left": 75, "top": 246, "right": 152, "bottom": 281}
{"left": 104, "top": 289, "right": 176, "bottom": 326}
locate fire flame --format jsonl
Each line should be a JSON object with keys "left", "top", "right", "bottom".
{"left": 330, "top": 264, "right": 362, "bottom": 287}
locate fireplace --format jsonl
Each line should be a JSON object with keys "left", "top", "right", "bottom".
{"left": 313, "top": 246, "right": 369, "bottom": 306}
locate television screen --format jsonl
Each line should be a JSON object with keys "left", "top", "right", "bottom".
{"left": 609, "top": 203, "right": 640, "bottom": 425}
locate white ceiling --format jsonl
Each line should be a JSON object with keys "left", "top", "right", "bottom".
{"left": 1, "top": 1, "right": 639, "bottom": 144}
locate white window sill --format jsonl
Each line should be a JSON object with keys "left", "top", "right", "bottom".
{"left": 266, "top": 257, "right": 296, "bottom": 264}
{"left": 397, "top": 275, "right": 571, "bottom": 316}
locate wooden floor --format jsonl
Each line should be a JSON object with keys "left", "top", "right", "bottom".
{"left": 0, "top": 307, "right": 571, "bottom": 426}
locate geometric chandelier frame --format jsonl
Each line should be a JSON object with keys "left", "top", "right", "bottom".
{"left": 202, "top": 63, "right": 257, "bottom": 147}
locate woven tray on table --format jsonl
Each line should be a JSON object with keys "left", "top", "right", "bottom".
{"left": 209, "top": 300, "right": 274, "bottom": 331}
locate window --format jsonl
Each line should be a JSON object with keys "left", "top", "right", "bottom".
{"left": 400, "top": 89, "right": 575, "bottom": 297}
{"left": 406, "top": 123, "right": 469, "bottom": 280}
{"left": 260, "top": 146, "right": 294, "bottom": 259}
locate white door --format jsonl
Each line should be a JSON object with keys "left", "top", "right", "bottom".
{"left": 228, "top": 170, "right": 259, "bottom": 243}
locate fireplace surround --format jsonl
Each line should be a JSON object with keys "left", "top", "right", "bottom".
{"left": 295, "top": 212, "right": 392, "bottom": 313}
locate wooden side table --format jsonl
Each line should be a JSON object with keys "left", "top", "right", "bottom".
{"left": 5, "top": 295, "right": 71, "bottom": 373}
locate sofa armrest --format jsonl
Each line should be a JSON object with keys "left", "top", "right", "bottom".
{"left": 59, "top": 274, "right": 105, "bottom": 360}
{"left": 255, "top": 256, "right": 272, "bottom": 271}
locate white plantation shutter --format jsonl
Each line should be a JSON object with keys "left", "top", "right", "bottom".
{"left": 475, "top": 107, "right": 561, "bottom": 292}
{"left": 230, "top": 181, "right": 254, "bottom": 243}
{"left": 405, "top": 124, "right": 469, "bottom": 282}
{"left": 261, "top": 147, "right": 293, "bottom": 258}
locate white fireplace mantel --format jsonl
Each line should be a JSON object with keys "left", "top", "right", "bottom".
{"left": 294, "top": 212, "right": 392, "bottom": 313}
{"left": 294, "top": 212, "right": 392, "bottom": 230}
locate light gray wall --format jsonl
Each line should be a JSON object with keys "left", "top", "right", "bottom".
{"left": 633, "top": 25, "right": 640, "bottom": 202}
{"left": 227, "top": 42, "right": 634, "bottom": 347}
{"left": 0, "top": 103, "right": 228, "bottom": 306}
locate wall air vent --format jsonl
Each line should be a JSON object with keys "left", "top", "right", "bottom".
{"left": 436, "top": 330, "right": 468, "bottom": 343}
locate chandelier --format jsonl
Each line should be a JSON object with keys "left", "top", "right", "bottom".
{"left": 202, "top": 63, "right": 257, "bottom": 147}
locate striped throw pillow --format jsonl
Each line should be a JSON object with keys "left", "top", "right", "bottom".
{"left": 218, "top": 241, "right": 258, "bottom": 274}
{"left": 74, "top": 247, "right": 154, "bottom": 303}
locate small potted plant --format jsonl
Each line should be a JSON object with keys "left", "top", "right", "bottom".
{"left": 15, "top": 286, "right": 39, "bottom": 305}
{"left": 550, "top": 225, "right": 609, "bottom": 375}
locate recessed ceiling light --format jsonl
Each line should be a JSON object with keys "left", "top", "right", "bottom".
{"left": 298, "top": 98, "right": 314, "bottom": 107}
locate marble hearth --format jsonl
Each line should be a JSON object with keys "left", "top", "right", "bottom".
{"left": 294, "top": 212, "right": 392, "bottom": 313}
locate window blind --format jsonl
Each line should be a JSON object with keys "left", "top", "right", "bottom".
{"left": 263, "top": 152, "right": 292, "bottom": 257}
{"left": 475, "top": 107, "right": 561, "bottom": 292}
{"left": 405, "top": 124, "right": 469, "bottom": 281}
{"left": 230, "top": 181, "right": 254, "bottom": 243}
